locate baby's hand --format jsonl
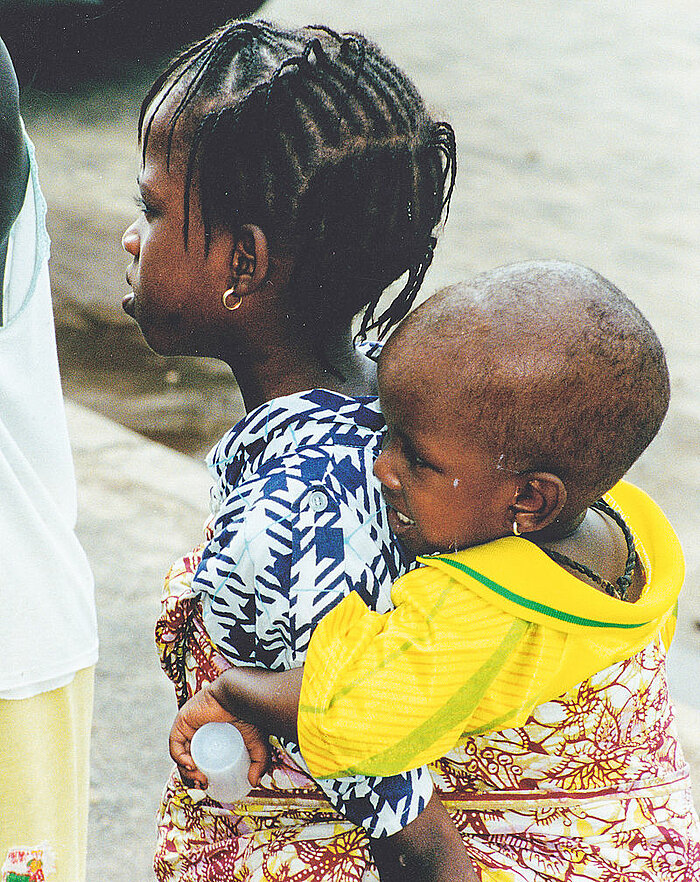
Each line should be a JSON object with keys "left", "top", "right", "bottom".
{"left": 169, "top": 679, "right": 271, "bottom": 790}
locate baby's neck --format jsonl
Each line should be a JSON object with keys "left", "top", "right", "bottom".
{"left": 532, "top": 510, "right": 587, "bottom": 543}
{"left": 529, "top": 507, "right": 643, "bottom": 602}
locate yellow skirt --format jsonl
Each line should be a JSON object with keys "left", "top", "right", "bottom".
{"left": 0, "top": 666, "right": 94, "bottom": 882}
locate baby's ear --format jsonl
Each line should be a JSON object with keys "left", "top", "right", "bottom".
{"left": 511, "top": 473, "right": 567, "bottom": 535}
{"left": 230, "top": 224, "right": 269, "bottom": 295}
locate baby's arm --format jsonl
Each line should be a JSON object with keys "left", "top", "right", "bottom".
{"left": 169, "top": 666, "right": 301, "bottom": 789}
{"left": 187, "top": 468, "right": 478, "bottom": 878}
{"left": 297, "top": 563, "right": 567, "bottom": 778}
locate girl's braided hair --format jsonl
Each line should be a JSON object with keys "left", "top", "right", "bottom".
{"left": 139, "top": 20, "right": 456, "bottom": 340}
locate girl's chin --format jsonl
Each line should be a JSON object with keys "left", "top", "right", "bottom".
{"left": 122, "top": 292, "right": 136, "bottom": 317}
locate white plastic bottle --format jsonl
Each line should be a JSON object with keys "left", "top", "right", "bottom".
{"left": 190, "top": 722, "right": 252, "bottom": 803}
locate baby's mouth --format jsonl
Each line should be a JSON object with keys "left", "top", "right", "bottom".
{"left": 382, "top": 490, "right": 416, "bottom": 529}
{"left": 394, "top": 509, "right": 416, "bottom": 527}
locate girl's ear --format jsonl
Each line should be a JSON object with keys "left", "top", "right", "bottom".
{"left": 230, "top": 224, "right": 269, "bottom": 295}
{"left": 511, "top": 473, "right": 567, "bottom": 535}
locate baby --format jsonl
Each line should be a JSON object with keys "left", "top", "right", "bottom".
{"left": 171, "top": 260, "right": 698, "bottom": 879}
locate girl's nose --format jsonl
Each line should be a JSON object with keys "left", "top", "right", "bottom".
{"left": 373, "top": 447, "right": 401, "bottom": 490}
{"left": 122, "top": 222, "right": 139, "bottom": 256}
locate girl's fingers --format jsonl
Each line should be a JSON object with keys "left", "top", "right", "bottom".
{"left": 169, "top": 715, "right": 198, "bottom": 767}
{"left": 177, "top": 763, "right": 208, "bottom": 789}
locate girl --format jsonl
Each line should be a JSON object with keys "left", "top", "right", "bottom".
{"left": 121, "top": 18, "right": 472, "bottom": 882}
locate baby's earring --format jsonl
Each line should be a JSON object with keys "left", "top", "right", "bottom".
{"left": 512, "top": 519, "right": 521, "bottom": 537}
{"left": 222, "top": 286, "right": 243, "bottom": 311}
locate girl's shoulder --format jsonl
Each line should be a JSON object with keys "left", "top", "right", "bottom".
{"left": 209, "top": 386, "right": 383, "bottom": 471}
{"left": 205, "top": 384, "right": 387, "bottom": 521}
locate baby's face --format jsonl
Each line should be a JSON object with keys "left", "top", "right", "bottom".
{"left": 374, "top": 346, "right": 514, "bottom": 558}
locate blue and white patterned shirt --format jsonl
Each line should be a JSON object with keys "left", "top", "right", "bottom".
{"left": 193, "top": 359, "right": 433, "bottom": 837}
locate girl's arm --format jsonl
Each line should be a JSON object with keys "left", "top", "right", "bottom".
{"left": 170, "top": 671, "right": 479, "bottom": 882}
{"left": 370, "top": 791, "right": 478, "bottom": 882}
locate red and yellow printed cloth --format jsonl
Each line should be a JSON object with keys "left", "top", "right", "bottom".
{"left": 153, "top": 482, "right": 700, "bottom": 880}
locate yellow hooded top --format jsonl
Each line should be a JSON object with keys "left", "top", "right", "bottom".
{"left": 298, "top": 481, "right": 683, "bottom": 778}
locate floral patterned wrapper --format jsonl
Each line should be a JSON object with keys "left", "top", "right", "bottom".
{"left": 154, "top": 544, "right": 700, "bottom": 881}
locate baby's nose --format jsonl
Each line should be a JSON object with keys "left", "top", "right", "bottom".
{"left": 373, "top": 449, "right": 401, "bottom": 490}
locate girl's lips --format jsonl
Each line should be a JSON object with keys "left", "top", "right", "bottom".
{"left": 122, "top": 292, "right": 135, "bottom": 317}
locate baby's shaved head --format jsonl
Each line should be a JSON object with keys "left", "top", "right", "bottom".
{"left": 382, "top": 260, "right": 670, "bottom": 511}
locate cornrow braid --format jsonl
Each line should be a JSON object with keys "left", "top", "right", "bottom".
{"left": 138, "top": 19, "right": 457, "bottom": 341}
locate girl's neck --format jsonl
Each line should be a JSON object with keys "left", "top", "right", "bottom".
{"left": 228, "top": 328, "right": 378, "bottom": 412}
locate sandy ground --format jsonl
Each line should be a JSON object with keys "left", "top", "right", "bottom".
{"left": 9, "top": 0, "right": 699, "bottom": 876}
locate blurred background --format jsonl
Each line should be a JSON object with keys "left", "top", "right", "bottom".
{"left": 3, "top": 0, "right": 698, "bottom": 875}
{"left": 7, "top": 0, "right": 700, "bottom": 738}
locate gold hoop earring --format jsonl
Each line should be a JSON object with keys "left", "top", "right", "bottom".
{"left": 222, "top": 287, "right": 243, "bottom": 311}
{"left": 512, "top": 520, "right": 521, "bottom": 537}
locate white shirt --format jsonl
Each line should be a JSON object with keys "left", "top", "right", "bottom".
{"left": 0, "top": 133, "right": 98, "bottom": 698}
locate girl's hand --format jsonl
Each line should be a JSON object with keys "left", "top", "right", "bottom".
{"left": 169, "top": 680, "right": 271, "bottom": 790}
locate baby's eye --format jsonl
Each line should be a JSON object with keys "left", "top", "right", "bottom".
{"left": 404, "top": 441, "right": 430, "bottom": 470}
{"left": 381, "top": 428, "right": 434, "bottom": 471}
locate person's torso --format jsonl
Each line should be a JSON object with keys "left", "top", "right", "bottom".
{"left": 197, "top": 375, "right": 407, "bottom": 670}
{"left": 0, "top": 132, "right": 96, "bottom": 696}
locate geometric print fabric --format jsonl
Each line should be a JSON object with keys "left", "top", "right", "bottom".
{"left": 191, "top": 355, "right": 433, "bottom": 835}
